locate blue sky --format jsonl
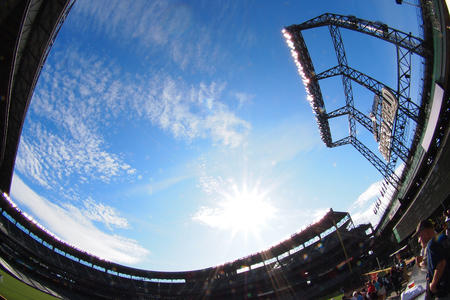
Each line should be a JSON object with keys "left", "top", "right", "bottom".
{"left": 10, "top": 1, "right": 422, "bottom": 271}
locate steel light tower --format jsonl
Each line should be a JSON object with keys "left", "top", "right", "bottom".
{"left": 282, "top": 13, "right": 430, "bottom": 190}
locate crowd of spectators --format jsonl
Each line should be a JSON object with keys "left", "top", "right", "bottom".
{"left": 342, "top": 268, "right": 403, "bottom": 300}
{"left": 342, "top": 207, "right": 450, "bottom": 300}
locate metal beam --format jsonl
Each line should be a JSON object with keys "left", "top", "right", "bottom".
{"left": 326, "top": 106, "right": 349, "bottom": 119}
{"left": 351, "top": 137, "right": 400, "bottom": 185}
{"left": 329, "top": 25, "right": 356, "bottom": 138}
{"left": 392, "top": 45, "right": 414, "bottom": 161}
{"left": 315, "top": 67, "right": 412, "bottom": 163}
{"left": 324, "top": 105, "right": 409, "bottom": 163}
{"left": 315, "top": 65, "right": 421, "bottom": 122}
{"left": 352, "top": 108, "right": 409, "bottom": 163}
{"left": 287, "top": 13, "right": 427, "bottom": 57}
{"left": 331, "top": 136, "right": 351, "bottom": 148}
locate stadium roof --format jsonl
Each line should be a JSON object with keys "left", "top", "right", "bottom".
{"left": 0, "top": 0, "right": 75, "bottom": 193}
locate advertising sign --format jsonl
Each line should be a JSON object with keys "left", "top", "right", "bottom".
{"left": 378, "top": 88, "right": 398, "bottom": 161}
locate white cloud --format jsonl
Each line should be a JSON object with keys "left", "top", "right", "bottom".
{"left": 353, "top": 181, "right": 381, "bottom": 209}
{"left": 17, "top": 120, "right": 134, "bottom": 188}
{"left": 155, "top": 79, "right": 250, "bottom": 147}
{"left": 203, "top": 107, "right": 250, "bottom": 148}
{"left": 192, "top": 206, "right": 229, "bottom": 230}
{"left": 349, "top": 164, "right": 405, "bottom": 227}
{"left": 66, "top": 48, "right": 246, "bottom": 146}
{"left": 20, "top": 46, "right": 250, "bottom": 188}
{"left": 21, "top": 52, "right": 138, "bottom": 190}
{"left": 71, "top": 0, "right": 224, "bottom": 72}
{"left": 234, "top": 92, "right": 254, "bottom": 109}
{"left": 151, "top": 78, "right": 251, "bottom": 147}
{"left": 11, "top": 175, "right": 148, "bottom": 265}
{"left": 350, "top": 207, "right": 379, "bottom": 230}
{"left": 348, "top": 181, "right": 383, "bottom": 227}
{"left": 14, "top": 136, "right": 50, "bottom": 188}
{"left": 197, "top": 175, "right": 224, "bottom": 195}
{"left": 83, "top": 198, "right": 129, "bottom": 230}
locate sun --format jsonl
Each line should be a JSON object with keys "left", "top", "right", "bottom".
{"left": 218, "top": 183, "right": 276, "bottom": 236}
{"left": 193, "top": 178, "right": 278, "bottom": 237}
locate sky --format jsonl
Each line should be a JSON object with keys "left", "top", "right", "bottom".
{"left": 10, "top": 0, "right": 423, "bottom": 271}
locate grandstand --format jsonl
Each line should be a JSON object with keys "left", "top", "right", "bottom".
{"left": 0, "top": 0, "right": 448, "bottom": 299}
{"left": 0, "top": 194, "right": 374, "bottom": 299}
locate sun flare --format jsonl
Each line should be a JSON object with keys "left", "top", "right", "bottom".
{"left": 193, "top": 177, "right": 278, "bottom": 237}
{"left": 214, "top": 183, "right": 276, "bottom": 236}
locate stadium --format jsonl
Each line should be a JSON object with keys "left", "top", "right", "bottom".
{"left": 0, "top": 0, "right": 448, "bottom": 299}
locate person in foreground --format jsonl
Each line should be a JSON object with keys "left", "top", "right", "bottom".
{"left": 416, "top": 219, "right": 450, "bottom": 299}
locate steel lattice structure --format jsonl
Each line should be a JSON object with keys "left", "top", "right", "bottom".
{"left": 282, "top": 13, "right": 430, "bottom": 186}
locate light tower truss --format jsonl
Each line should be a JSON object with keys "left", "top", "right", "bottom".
{"left": 282, "top": 13, "right": 429, "bottom": 186}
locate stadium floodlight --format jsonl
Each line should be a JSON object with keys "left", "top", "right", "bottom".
{"left": 282, "top": 29, "right": 313, "bottom": 99}
{"left": 282, "top": 27, "right": 332, "bottom": 148}
{"left": 2, "top": 192, "right": 17, "bottom": 208}
{"left": 282, "top": 12, "right": 428, "bottom": 188}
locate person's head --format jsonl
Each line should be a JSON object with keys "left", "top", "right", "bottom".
{"left": 415, "top": 219, "right": 435, "bottom": 244}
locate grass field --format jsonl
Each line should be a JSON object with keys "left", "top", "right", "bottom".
{"left": 0, "top": 269, "right": 61, "bottom": 300}
{"left": 318, "top": 291, "right": 344, "bottom": 300}
{"left": 327, "top": 294, "right": 344, "bottom": 300}
{"left": 0, "top": 267, "right": 349, "bottom": 300}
